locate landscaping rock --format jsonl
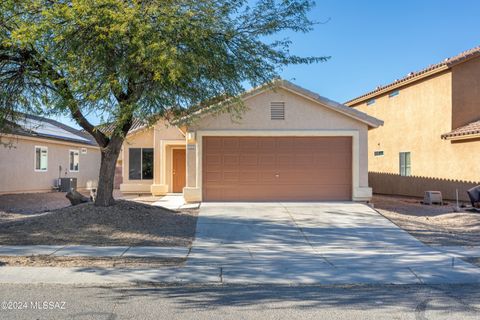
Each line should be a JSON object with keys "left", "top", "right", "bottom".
{"left": 66, "top": 190, "right": 90, "bottom": 206}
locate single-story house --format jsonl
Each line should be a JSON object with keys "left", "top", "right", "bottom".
{"left": 119, "top": 80, "right": 383, "bottom": 202}
{"left": 0, "top": 114, "right": 101, "bottom": 194}
{"left": 345, "top": 46, "right": 480, "bottom": 201}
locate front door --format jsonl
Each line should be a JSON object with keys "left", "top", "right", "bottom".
{"left": 172, "top": 149, "right": 186, "bottom": 193}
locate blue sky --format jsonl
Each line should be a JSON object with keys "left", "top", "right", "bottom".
{"left": 282, "top": 0, "right": 480, "bottom": 102}
{"left": 58, "top": 0, "right": 480, "bottom": 128}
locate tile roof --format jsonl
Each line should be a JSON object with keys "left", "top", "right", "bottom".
{"left": 279, "top": 80, "right": 383, "bottom": 128}
{"left": 2, "top": 113, "right": 97, "bottom": 146}
{"left": 178, "top": 79, "right": 384, "bottom": 128}
{"left": 441, "top": 119, "right": 480, "bottom": 140}
{"left": 345, "top": 46, "right": 480, "bottom": 105}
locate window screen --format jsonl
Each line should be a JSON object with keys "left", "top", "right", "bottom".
{"left": 35, "top": 146, "right": 48, "bottom": 171}
{"left": 142, "top": 148, "right": 154, "bottom": 179}
{"left": 129, "top": 148, "right": 142, "bottom": 180}
{"left": 69, "top": 150, "right": 79, "bottom": 172}
{"left": 399, "top": 152, "right": 411, "bottom": 176}
{"left": 129, "top": 148, "right": 154, "bottom": 180}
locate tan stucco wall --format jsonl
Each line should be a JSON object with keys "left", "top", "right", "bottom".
{"left": 452, "top": 56, "right": 480, "bottom": 128}
{"left": 351, "top": 70, "right": 480, "bottom": 199}
{"left": 119, "top": 121, "right": 185, "bottom": 194}
{"left": 0, "top": 135, "right": 100, "bottom": 194}
{"left": 185, "top": 87, "right": 372, "bottom": 202}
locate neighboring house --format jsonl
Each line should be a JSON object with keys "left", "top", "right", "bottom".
{"left": 0, "top": 114, "right": 101, "bottom": 194}
{"left": 119, "top": 80, "right": 383, "bottom": 202}
{"left": 345, "top": 46, "right": 480, "bottom": 201}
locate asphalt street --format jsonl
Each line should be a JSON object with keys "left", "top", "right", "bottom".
{"left": 1, "top": 283, "right": 480, "bottom": 320}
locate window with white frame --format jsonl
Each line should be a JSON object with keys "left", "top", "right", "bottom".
{"left": 69, "top": 149, "right": 80, "bottom": 172}
{"left": 399, "top": 152, "right": 411, "bottom": 176}
{"left": 35, "top": 146, "right": 48, "bottom": 171}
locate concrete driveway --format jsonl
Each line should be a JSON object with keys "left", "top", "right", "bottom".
{"left": 188, "top": 202, "right": 480, "bottom": 284}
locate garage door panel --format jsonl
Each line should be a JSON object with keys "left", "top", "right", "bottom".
{"left": 223, "top": 171, "right": 239, "bottom": 182}
{"left": 221, "top": 138, "right": 239, "bottom": 149}
{"left": 206, "top": 154, "right": 222, "bottom": 164}
{"left": 205, "top": 171, "right": 222, "bottom": 182}
{"left": 329, "top": 157, "right": 351, "bottom": 169}
{"left": 294, "top": 154, "right": 315, "bottom": 166}
{"left": 259, "top": 171, "right": 278, "bottom": 183}
{"left": 204, "top": 185, "right": 351, "bottom": 202}
{"left": 239, "top": 171, "right": 258, "bottom": 182}
{"left": 223, "top": 154, "right": 239, "bottom": 166}
{"left": 206, "top": 137, "right": 223, "bottom": 149}
{"left": 277, "top": 154, "right": 294, "bottom": 166}
{"left": 259, "top": 155, "right": 276, "bottom": 166}
{"left": 240, "top": 154, "right": 258, "bottom": 165}
{"left": 203, "top": 136, "right": 352, "bottom": 201}
{"left": 238, "top": 138, "right": 259, "bottom": 149}
{"left": 259, "top": 138, "right": 276, "bottom": 150}
{"left": 276, "top": 139, "right": 294, "bottom": 149}
{"left": 279, "top": 171, "right": 317, "bottom": 183}
{"left": 292, "top": 138, "right": 311, "bottom": 149}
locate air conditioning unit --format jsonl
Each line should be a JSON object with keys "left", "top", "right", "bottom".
{"left": 424, "top": 191, "right": 443, "bottom": 205}
{"left": 59, "top": 177, "right": 77, "bottom": 192}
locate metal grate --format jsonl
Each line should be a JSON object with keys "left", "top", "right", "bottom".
{"left": 270, "top": 102, "right": 285, "bottom": 120}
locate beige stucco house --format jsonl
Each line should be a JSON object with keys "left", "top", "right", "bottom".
{"left": 119, "top": 80, "right": 383, "bottom": 202}
{"left": 346, "top": 46, "right": 480, "bottom": 201}
{"left": 0, "top": 114, "right": 101, "bottom": 194}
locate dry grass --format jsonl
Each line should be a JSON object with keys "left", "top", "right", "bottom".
{"left": 0, "top": 200, "right": 198, "bottom": 247}
{"left": 373, "top": 194, "right": 480, "bottom": 246}
{"left": 0, "top": 255, "right": 184, "bottom": 268}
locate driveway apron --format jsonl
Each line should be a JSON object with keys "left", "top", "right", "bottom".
{"left": 187, "top": 202, "right": 480, "bottom": 285}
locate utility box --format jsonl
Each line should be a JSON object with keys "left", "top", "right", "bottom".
{"left": 424, "top": 191, "right": 443, "bottom": 205}
{"left": 59, "top": 177, "right": 77, "bottom": 192}
{"left": 467, "top": 186, "right": 480, "bottom": 207}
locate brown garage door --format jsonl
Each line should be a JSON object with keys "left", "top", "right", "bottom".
{"left": 203, "top": 136, "right": 352, "bottom": 201}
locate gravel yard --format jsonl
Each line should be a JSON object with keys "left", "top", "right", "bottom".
{"left": 372, "top": 194, "right": 480, "bottom": 246}
{"left": 0, "top": 256, "right": 184, "bottom": 268}
{"left": 0, "top": 190, "right": 135, "bottom": 220}
{"left": 0, "top": 198, "right": 198, "bottom": 247}
{"left": 0, "top": 192, "right": 77, "bottom": 221}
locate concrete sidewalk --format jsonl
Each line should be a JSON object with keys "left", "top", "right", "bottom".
{"left": 1, "top": 202, "right": 480, "bottom": 285}
{"left": 151, "top": 194, "right": 200, "bottom": 210}
{"left": 0, "top": 245, "right": 189, "bottom": 258}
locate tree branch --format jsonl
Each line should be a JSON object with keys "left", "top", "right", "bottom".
{"left": 3, "top": 44, "right": 110, "bottom": 147}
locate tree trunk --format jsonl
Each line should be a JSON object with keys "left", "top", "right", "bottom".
{"left": 95, "top": 138, "right": 124, "bottom": 207}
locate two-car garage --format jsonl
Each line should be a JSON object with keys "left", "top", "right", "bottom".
{"left": 182, "top": 80, "right": 383, "bottom": 203}
{"left": 202, "top": 136, "right": 352, "bottom": 201}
